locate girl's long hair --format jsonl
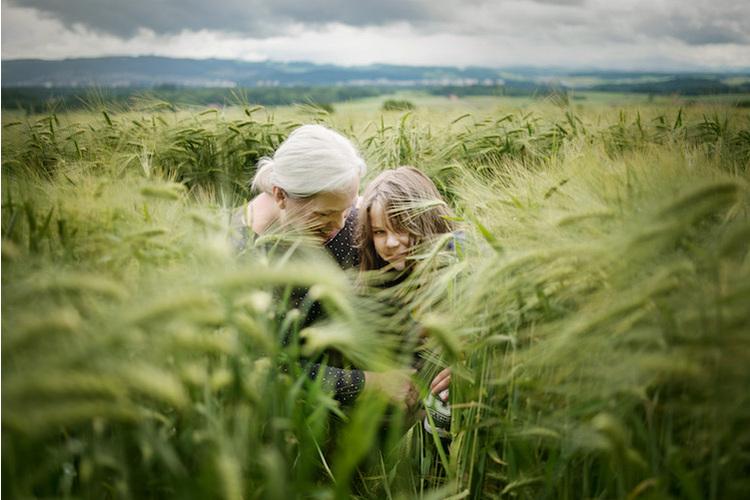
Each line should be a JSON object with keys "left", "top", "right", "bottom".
{"left": 356, "top": 166, "right": 456, "bottom": 272}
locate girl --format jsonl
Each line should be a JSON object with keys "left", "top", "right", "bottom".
{"left": 356, "top": 166, "right": 458, "bottom": 274}
{"left": 356, "top": 166, "right": 459, "bottom": 435}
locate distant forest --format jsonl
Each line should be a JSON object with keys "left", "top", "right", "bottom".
{"left": 590, "top": 77, "right": 750, "bottom": 95}
{"left": 0, "top": 84, "right": 512, "bottom": 113}
{"left": 2, "top": 76, "right": 749, "bottom": 113}
{"left": 1, "top": 85, "right": 382, "bottom": 113}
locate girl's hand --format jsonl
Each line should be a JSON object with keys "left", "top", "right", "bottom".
{"left": 429, "top": 368, "right": 452, "bottom": 401}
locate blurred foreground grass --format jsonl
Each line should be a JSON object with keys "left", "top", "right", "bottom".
{"left": 2, "top": 96, "right": 750, "bottom": 499}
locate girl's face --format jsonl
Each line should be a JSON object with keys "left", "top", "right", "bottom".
{"left": 369, "top": 202, "right": 411, "bottom": 270}
{"left": 276, "top": 178, "right": 359, "bottom": 243}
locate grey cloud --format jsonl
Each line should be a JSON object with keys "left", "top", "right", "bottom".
{"left": 637, "top": 7, "right": 750, "bottom": 46}
{"left": 428, "top": 0, "right": 594, "bottom": 39}
{"left": 677, "top": 26, "right": 750, "bottom": 46}
{"left": 7, "top": 0, "right": 750, "bottom": 50}
{"left": 525, "top": 0, "right": 586, "bottom": 5}
{"left": 7, "top": 0, "right": 257, "bottom": 37}
{"left": 6, "top": 0, "right": 445, "bottom": 38}
{"left": 269, "top": 0, "right": 440, "bottom": 26}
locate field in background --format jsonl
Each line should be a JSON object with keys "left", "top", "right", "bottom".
{"left": 2, "top": 93, "right": 749, "bottom": 499}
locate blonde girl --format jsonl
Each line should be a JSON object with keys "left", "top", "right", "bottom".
{"left": 356, "top": 166, "right": 457, "bottom": 273}
{"left": 356, "top": 166, "right": 459, "bottom": 431}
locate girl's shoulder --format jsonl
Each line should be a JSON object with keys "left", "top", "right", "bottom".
{"left": 446, "top": 230, "right": 467, "bottom": 253}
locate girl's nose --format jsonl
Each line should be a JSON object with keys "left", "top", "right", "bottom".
{"left": 386, "top": 232, "right": 401, "bottom": 247}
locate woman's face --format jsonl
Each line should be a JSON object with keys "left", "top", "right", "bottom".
{"left": 369, "top": 202, "right": 411, "bottom": 270}
{"left": 277, "top": 178, "right": 359, "bottom": 244}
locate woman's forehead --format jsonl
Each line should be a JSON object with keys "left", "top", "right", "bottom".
{"left": 309, "top": 184, "right": 358, "bottom": 210}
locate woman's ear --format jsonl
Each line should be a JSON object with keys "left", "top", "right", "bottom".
{"left": 272, "top": 186, "right": 287, "bottom": 210}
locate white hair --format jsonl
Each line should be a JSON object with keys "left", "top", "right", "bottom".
{"left": 251, "top": 124, "right": 366, "bottom": 197}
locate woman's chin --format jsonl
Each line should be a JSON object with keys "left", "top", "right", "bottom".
{"left": 321, "top": 229, "right": 340, "bottom": 243}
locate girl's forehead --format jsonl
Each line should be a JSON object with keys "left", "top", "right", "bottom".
{"left": 369, "top": 201, "right": 385, "bottom": 220}
{"left": 369, "top": 202, "right": 389, "bottom": 225}
{"left": 370, "top": 201, "right": 403, "bottom": 231}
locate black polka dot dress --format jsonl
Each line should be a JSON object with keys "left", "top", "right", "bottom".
{"left": 230, "top": 202, "right": 365, "bottom": 404}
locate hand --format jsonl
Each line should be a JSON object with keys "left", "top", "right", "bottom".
{"left": 429, "top": 368, "right": 451, "bottom": 401}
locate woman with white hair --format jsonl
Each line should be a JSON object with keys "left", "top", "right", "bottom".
{"left": 231, "top": 124, "right": 416, "bottom": 407}
{"left": 231, "top": 124, "right": 365, "bottom": 268}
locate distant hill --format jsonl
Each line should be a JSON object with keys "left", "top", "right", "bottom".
{"left": 4, "top": 56, "right": 748, "bottom": 92}
{"left": 2, "top": 57, "right": 748, "bottom": 112}
{"left": 1, "top": 56, "right": 509, "bottom": 88}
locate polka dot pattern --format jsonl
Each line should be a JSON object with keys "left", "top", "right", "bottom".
{"left": 230, "top": 199, "right": 365, "bottom": 404}
{"left": 229, "top": 200, "right": 360, "bottom": 270}
{"left": 323, "top": 206, "right": 360, "bottom": 269}
{"left": 308, "top": 364, "right": 366, "bottom": 405}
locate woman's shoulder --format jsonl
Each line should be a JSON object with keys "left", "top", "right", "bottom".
{"left": 245, "top": 193, "right": 280, "bottom": 233}
{"left": 323, "top": 204, "right": 360, "bottom": 269}
{"left": 229, "top": 194, "right": 267, "bottom": 253}
{"left": 229, "top": 205, "right": 253, "bottom": 253}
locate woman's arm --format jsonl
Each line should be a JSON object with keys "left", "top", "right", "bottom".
{"left": 306, "top": 362, "right": 366, "bottom": 405}
{"left": 305, "top": 362, "right": 416, "bottom": 406}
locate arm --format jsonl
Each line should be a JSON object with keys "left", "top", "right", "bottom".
{"left": 306, "top": 362, "right": 416, "bottom": 407}
{"left": 306, "top": 362, "right": 366, "bottom": 405}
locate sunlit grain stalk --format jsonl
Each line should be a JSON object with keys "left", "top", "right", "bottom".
{"left": 2, "top": 96, "right": 749, "bottom": 499}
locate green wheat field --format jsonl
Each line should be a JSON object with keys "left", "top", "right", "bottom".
{"left": 2, "top": 91, "right": 749, "bottom": 499}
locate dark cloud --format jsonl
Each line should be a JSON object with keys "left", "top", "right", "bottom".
{"left": 12, "top": 0, "right": 748, "bottom": 48}
{"left": 638, "top": 9, "right": 750, "bottom": 46}
{"left": 8, "top": 0, "right": 247, "bottom": 37}
{"left": 6, "top": 0, "right": 444, "bottom": 38}
{"left": 526, "top": 0, "right": 585, "bottom": 5}
{"left": 677, "top": 26, "right": 750, "bottom": 46}
{"left": 269, "top": 0, "right": 438, "bottom": 26}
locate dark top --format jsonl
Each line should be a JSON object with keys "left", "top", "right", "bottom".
{"left": 230, "top": 200, "right": 365, "bottom": 404}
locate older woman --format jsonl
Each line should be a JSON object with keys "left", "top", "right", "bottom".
{"left": 231, "top": 124, "right": 364, "bottom": 268}
{"left": 231, "top": 124, "right": 415, "bottom": 407}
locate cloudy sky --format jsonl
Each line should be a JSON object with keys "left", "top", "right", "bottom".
{"left": 2, "top": 0, "right": 749, "bottom": 70}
